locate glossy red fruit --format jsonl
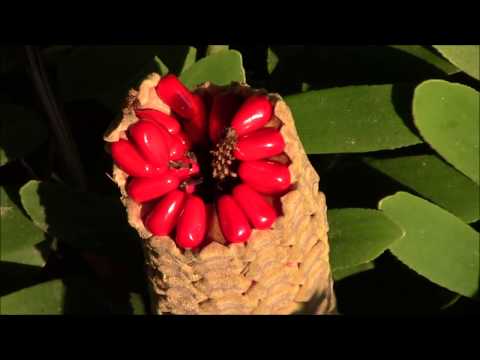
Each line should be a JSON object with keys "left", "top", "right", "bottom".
{"left": 140, "top": 200, "right": 157, "bottom": 222}
{"left": 110, "top": 139, "right": 166, "bottom": 178}
{"left": 176, "top": 131, "right": 191, "bottom": 148}
{"left": 176, "top": 195, "right": 207, "bottom": 249}
{"left": 127, "top": 172, "right": 180, "bottom": 203}
{"left": 184, "top": 183, "right": 196, "bottom": 194}
{"left": 183, "top": 94, "right": 207, "bottom": 146}
{"left": 155, "top": 74, "right": 196, "bottom": 119}
{"left": 167, "top": 132, "right": 189, "bottom": 161}
{"left": 135, "top": 108, "right": 181, "bottom": 135}
{"left": 128, "top": 120, "right": 170, "bottom": 169}
{"left": 209, "top": 92, "right": 243, "bottom": 143}
{"left": 232, "top": 184, "right": 277, "bottom": 229}
{"left": 238, "top": 160, "right": 291, "bottom": 195}
{"left": 170, "top": 157, "right": 200, "bottom": 180}
{"left": 217, "top": 195, "right": 252, "bottom": 243}
{"left": 234, "top": 128, "right": 285, "bottom": 161}
{"left": 145, "top": 190, "right": 186, "bottom": 236}
{"left": 230, "top": 95, "right": 272, "bottom": 137}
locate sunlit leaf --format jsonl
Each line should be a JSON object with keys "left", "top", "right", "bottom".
{"left": 413, "top": 80, "right": 479, "bottom": 184}
{"left": 379, "top": 192, "right": 480, "bottom": 298}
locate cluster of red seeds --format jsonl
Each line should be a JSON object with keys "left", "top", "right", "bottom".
{"left": 110, "top": 75, "right": 291, "bottom": 250}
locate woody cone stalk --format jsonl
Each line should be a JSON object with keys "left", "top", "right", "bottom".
{"left": 104, "top": 73, "right": 336, "bottom": 314}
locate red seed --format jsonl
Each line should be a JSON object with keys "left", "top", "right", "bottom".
{"left": 238, "top": 160, "right": 291, "bottom": 195}
{"left": 140, "top": 200, "right": 157, "bottom": 223}
{"left": 128, "top": 120, "right": 170, "bottom": 168}
{"left": 209, "top": 92, "right": 243, "bottom": 143}
{"left": 170, "top": 157, "right": 200, "bottom": 181}
{"left": 155, "top": 74, "right": 196, "bottom": 119}
{"left": 127, "top": 172, "right": 180, "bottom": 203}
{"left": 110, "top": 139, "right": 166, "bottom": 178}
{"left": 184, "top": 183, "right": 196, "bottom": 194}
{"left": 232, "top": 184, "right": 277, "bottom": 229}
{"left": 183, "top": 94, "right": 208, "bottom": 146}
{"left": 230, "top": 95, "right": 272, "bottom": 137}
{"left": 217, "top": 195, "right": 252, "bottom": 243}
{"left": 234, "top": 128, "right": 285, "bottom": 161}
{"left": 176, "top": 131, "right": 191, "bottom": 148}
{"left": 176, "top": 195, "right": 207, "bottom": 249}
{"left": 135, "top": 108, "right": 181, "bottom": 135}
{"left": 144, "top": 190, "right": 186, "bottom": 236}
{"left": 167, "top": 132, "right": 189, "bottom": 161}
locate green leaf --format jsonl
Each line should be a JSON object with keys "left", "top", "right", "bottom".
{"left": 433, "top": 45, "right": 480, "bottom": 80}
{"left": 301, "top": 82, "right": 311, "bottom": 92}
{"left": 19, "top": 180, "right": 136, "bottom": 253}
{"left": 0, "top": 104, "right": 48, "bottom": 166}
{"left": 267, "top": 47, "right": 279, "bottom": 75}
{"left": 130, "top": 293, "right": 147, "bottom": 315}
{"left": 0, "top": 279, "right": 64, "bottom": 314}
{"left": 205, "top": 45, "right": 229, "bottom": 56}
{"left": 332, "top": 262, "right": 375, "bottom": 281}
{"left": 178, "top": 47, "right": 198, "bottom": 74}
{"left": 379, "top": 192, "right": 480, "bottom": 299}
{"left": 0, "top": 186, "right": 46, "bottom": 266}
{"left": 364, "top": 154, "right": 480, "bottom": 223}
{"left": 57, "top": 46, "right": 196, "bottom": 111}
{"left": 285, "top": 85, "right": 422, "bottom": 154}
{"left": 389, "top": 46, "right": 459, "bottom": 75}
{"left": 413, "top": 80, "right": 479, "bottom": 184}
{"left": 440, "top": 294, "right": 462, "bottom": 310}
{"left": 154, "top": 56, "right": 169, "bottom": 76}
{"left": 179, "top": 50, "right": 245, "bottom": 90}
{"left": 328, "top": 208, "right": 404, "bottom": 270}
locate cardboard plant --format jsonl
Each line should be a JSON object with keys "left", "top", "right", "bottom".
{"left": 104, "top": 73, "right": 336, "bottom": 314}
{"left": 1, "top": 45, "right": 478, "bottom": 315}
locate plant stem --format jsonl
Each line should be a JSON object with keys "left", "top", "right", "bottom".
{"left": 25, "top": 46, "right": 87, "bottom": 191}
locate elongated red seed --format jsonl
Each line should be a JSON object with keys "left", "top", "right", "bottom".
{"left": 155, "top": 74, "right": 196, "bottom": 119}
{"left": 140, "top": 200, "right": 157, "bottom": 222}
{"left": 217, "top": 195, "right": 252, "bottom": 243}
{"left": 184, "top": 183, "right": 196, "bottom": 194}
{"left": 145, "top": 190, "right": 186, "bottom": 236}
{"left": 127, "top": 172, "right": 180, "bottom": 203}
{"left": 110, "top": 139, "right": 166, "bottom": 177}
{"left": 176, "top": 131, "right": 191, "bottom": 148}
{"left": 183, "top": 94, "right": 207, "bottom": 146}
{"left": 128, "top": 120, "right": 170, "bottom": 168}
{"left": 176, "top": 195, "right": 207, "bottom": 249}
{"left": 170, "top": 157, "right": 200, "bottom": 180}
{"left": 209, "top": 92, "right": 243, "bottom": 143}
{"left": 232, "top": 184, "right": 277, "bottom": 229}
{"left": 135, "top": 108, "right": 181, "bottom": 135}
{"left": 238, "top": 160, "right": 291, "bottom": 194}
{"left": 230, "top": 95, "right": 272, "bottom": 137}
{"left": 234, "top": 128, "right": 285, "bottom": 161}
{"left": 167, "top": 132, "right": 189, "bottom": 161}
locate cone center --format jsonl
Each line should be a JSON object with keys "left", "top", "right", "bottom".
{"left": 210, "top": 128, "right": 238, "bottom": 182}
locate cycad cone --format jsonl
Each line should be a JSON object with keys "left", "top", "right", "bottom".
{"left": 104, "top": 73, "right": 336, "bottom": 315}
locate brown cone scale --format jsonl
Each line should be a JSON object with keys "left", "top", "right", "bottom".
{"left": 104, "top": 73, "right": 337, "bottom": 315}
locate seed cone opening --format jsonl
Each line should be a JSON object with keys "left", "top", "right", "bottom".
{"left": 104, "top": 73, "right": 336, "bottom": 315}
{"left": 211, "top": 128, "right": 238, "bottom": 181}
